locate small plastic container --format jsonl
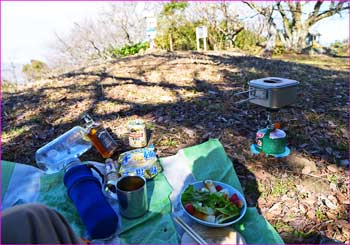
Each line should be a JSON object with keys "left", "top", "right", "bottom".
{"left": 35, "top": 126, "right": 92, "bottom": 173}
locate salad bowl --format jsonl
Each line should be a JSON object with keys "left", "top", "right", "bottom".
{"left": 180, "top": 180, "right": 247, "bottom": 228}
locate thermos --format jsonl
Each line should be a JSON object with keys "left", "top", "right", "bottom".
{"left": 63, "top": 161, "right": 118, "bottom": 239}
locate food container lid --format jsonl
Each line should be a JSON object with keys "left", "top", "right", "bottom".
{"left": 117, "top": 145, "right": 162, "bottom": 180}
{"left": 249, "top": 77, "right": 300, "bottom": 89}
{"left": 127, "top": 119, "right": 145, "bottom": 128}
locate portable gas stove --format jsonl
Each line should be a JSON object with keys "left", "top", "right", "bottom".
{"left": 235, "top": 77, "right": 300, "bottom": 158}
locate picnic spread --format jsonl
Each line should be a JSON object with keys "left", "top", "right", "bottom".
{"left": 2, "top": 137, "right": 283, "bottom": 244}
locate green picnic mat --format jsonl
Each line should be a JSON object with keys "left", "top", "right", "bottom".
{"left": 1, "top": 161, "right": 178, "bottom": 244}
{"left": 183, "top": 138, "right": 284, "bottom": 244}
{"left": 37, "top": 171, "right": 178, "bottom": 244}
{"left": 1, "top": 161, "right": 15, "bottom": 200}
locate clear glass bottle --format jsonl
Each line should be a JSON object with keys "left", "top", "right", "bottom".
{"left": 82, "top": 114, "right": 118, "bottom": 158}
{"left": 64, "top": 157, "right": 83, "bottom": 172}
{"left": 35, "top": 126, "right": 92, "bottom": 173}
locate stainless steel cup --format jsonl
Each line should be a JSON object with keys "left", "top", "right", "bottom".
{"left": 116, "top": 175, "right": 148, "bottom": 218}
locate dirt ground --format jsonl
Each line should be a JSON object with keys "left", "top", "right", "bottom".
{"left": 2, "top": 51, "right": 349, "bottom": 244}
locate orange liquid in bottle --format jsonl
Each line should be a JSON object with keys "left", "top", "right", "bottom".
{"left": 87, "top": 123, "right": 117, "bottom": 158}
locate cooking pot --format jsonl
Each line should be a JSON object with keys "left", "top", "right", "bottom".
{"left": 248, "top": 77, "right": 299, "bottom": 109}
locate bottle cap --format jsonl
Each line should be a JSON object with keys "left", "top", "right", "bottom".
{"left": 64, "top": 157, "right": 82, "bottom": 172}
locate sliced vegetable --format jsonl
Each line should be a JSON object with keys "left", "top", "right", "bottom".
{"left": 182, "top": 185, "right": 209, "bottom": 204}
{"left": 193, "top": 202, "right": 215, "bottom": 215}
{"left": 219, "top": 188, "right": 229, "bottom": 199}
{"left": 204, "top": 180, "right": 217, "bottom": 193}
{"left": 184, "top": 203, "right": 195, "bottom": 215}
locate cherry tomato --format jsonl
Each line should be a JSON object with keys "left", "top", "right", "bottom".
{"left": 230, "top": 193, "right": 239, "bottom": 203}
{"left": 236, "top": 200, "right": 244, "bottom": 208}
{"left": 184, "top": 203, "right": 195, "bottom": 215}
{"left": 215, "top": 185, "right": 223, "bottom": 192}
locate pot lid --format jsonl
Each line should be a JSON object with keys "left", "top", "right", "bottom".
{"left": 249, "top": 77, "right": 300, "bottom": 89}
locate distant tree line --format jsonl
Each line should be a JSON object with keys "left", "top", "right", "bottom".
{"left": 21, "top": 1, "right": 348, "bottom": 81}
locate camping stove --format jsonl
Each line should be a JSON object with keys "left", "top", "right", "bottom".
{"left": 235, "top": 77, "right": 300, "bottom": 157}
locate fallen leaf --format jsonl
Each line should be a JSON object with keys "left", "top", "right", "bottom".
{"left": 327, "top": 164, "right": 338, "bottom": 173}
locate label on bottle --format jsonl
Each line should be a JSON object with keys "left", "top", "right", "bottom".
{"left": 128, "top": 120, "right": 147, "bottom": 148}
{"left": 97, "top": 128, "right": 117, "bottom": 151}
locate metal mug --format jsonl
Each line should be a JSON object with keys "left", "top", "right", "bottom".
{"left": 116, "top": 175, "right": 148, "bottom": 218}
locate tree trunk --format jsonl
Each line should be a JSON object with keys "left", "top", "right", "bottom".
{"left": 286, "top": 26, "right": 308, "bottom": 52}
{"left": 169, "top": 33, "right": 173, "bottom": 51}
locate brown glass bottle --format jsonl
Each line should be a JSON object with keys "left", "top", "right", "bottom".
{"left": 82, "top": 114, "right": 117, "bottom": 158}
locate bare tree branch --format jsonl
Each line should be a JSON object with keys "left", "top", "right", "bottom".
{"left": 277, "top": 2, "right": 292, "bottom": 39}
{"left": 307, "top": 1, "right": 350, "bottom": 26}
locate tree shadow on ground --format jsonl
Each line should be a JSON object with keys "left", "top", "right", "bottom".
{"left": 2, "top": 51, "right": 348, "bottom": 243}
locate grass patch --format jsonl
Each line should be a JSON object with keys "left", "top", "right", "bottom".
{"left": 327, "top": 174, "right": 337, "bottom": 184}
{"left": 315, "top": 208, "right": 327, "bottom": 221}
{"left": 158, "top": 137, "right": 178, "bottom": 147}
{"left": 293, "top": 230, "right": 313, "bottom": 239}
{"left": 270, "top": 178, "right": 296, "bottom": 197}
{"left": 146, "top": 122, "right": 156, "bottom": 131}
{"left": 2, "top": 126, "right": 30, "bottom": 141}
{"left": 274, "top": 221, "right": 293, "bottom": 232}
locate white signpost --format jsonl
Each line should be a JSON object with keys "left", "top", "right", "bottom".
{"left": 145, "top": 16, "right": 157, "bottom": 49}
{"left": 196, "top": 26, "right": 208, "bottom": 51}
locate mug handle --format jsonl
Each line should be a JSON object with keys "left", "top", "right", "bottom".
{"left": 86, "top": 164, "right": 105, "bottom": 183}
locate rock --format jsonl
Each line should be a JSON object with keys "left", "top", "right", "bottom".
{"left": 287, "top": 153, "right": 318, "bottom": 174}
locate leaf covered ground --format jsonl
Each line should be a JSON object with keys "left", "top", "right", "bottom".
{"left": 2, "top": 51, "right": 349, "bottom": 244}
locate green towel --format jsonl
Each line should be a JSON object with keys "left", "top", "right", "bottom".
{"left": 183, "top": 139, "right": 284, "bottom": 244}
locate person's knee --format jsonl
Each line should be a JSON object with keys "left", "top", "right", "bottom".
{"left": 2, "top": 204, "right": 82, "bottom": 244}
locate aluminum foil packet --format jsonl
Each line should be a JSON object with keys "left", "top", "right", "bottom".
{"left": 117, "top": 145, "right": 162, "bottom": 180}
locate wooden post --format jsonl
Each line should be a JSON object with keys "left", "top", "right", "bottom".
{"left": 196, "top": 37, "right": 200, "bottom": 51}
{"left": 203, "top": 37, "right": 207, "bottom": 51}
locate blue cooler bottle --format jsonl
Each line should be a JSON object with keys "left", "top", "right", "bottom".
{"left": 63, "top": 160, "right": 118, "bottom": 239}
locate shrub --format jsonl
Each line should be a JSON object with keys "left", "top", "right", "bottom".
{"left": 22, "top": 60, "right": 48, "bottom": 81}
{"left": 330, "top": 39, "right": 349, "bottom": 56}
{"left": 155, "top": 21, "right": 197, "bottom": 51}
{"left": 2, "top": 79, "right": 17, "bottom": 92}
{"left": 234, "top": 30, "right": 265, "bottom": 51}
{"left": 109, "top": 42, "right": 149, "bottom": 57}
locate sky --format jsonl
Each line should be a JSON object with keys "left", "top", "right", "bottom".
{"left": 1, "top": 1, "right": 349, "bottom": 66}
